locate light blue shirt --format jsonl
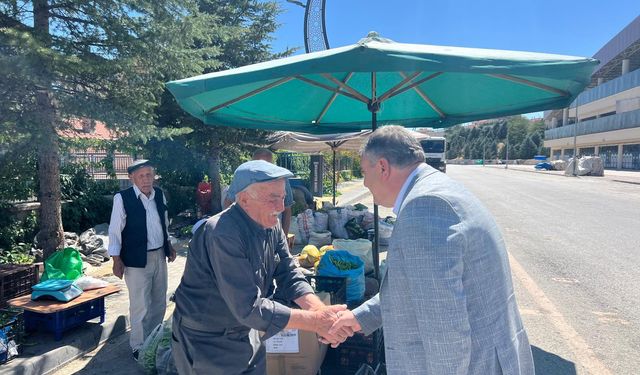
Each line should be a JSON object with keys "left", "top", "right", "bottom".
{"left": 392, "top": 163, "right": 427, "bottom": 216}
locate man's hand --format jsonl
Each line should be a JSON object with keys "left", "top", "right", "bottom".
{"left": 168, "top": 245, "right": 177, "bottom": 262}
{"left": 320, "top": 309, "right": 361, "bottom": 347}
{"left": 313, "top": 305, "right": 353, "bottom": 347}
{"left": 112, "top": 256, "right": 124, "bottom": 279}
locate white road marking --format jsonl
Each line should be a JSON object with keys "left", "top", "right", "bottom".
{"left": 509, "top": 253, "right": 613, "bottom": 375}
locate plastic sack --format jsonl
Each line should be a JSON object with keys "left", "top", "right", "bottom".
{"left": 73, "top": 276, "right": 109, "bottom": 291}
{"left": 317, "top": 250, "right": 364, "bottom": 305}
{"left": 378, "top": 220, "right": 394, "bottom": 246}
{"left": 41, "top": 247, "right": 83, "bottom": 281}
{"left": 328, "top": 208, "right": 350, "bottom": 239}
{"left": 155, "top": 318, "right": 177, "bottom": 375}
{"left": 308, "top": 230, "right": 332, "bottom": 247}
{"left": 345, "top": 218, "right": 367, "bottom": 239}
{"left": 313, "top": 211, "right": 329, "bottom": 232}
{"left": 332, "top": 239, "right": 373, "bottom": 275}
{"left": 296, "top": 209, "right": 315, "bottom": 245}
{"left": 138, "top": 318, "right": 173, "bottom": 374}
{"left": 289, "top": 220, "right": 303, "bottom": 245}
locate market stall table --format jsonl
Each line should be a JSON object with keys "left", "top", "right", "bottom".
{"left": 8, "top": 284, "right": 120, "bottom": 340}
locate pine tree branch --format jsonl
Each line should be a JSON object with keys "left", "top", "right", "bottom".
{"left": 0, "top": 12, "right": 32, "bottom": 31}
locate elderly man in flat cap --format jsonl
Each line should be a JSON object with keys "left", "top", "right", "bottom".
{"left": 172, "top": 160, "right": 349, "bottom": 375}
{"left": 108, "top": 159, "right": 176, "bottom": 359}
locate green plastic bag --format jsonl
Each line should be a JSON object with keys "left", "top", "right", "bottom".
{"left": 40, "top": 247, "right": 83, "bottom": 281}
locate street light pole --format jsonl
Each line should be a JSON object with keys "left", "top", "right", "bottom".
{"left": 505, "top": 123, "right": 509, "bottom": 169}
{"left": 572, "top": 100, "right": 580, "bottom": 176}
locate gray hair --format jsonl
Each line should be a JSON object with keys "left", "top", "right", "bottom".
{"left": 361, "top": 126, "right": 425, "bottom": 168}
{"left": 252, "top": 148, "right": 274, "bottom": 161}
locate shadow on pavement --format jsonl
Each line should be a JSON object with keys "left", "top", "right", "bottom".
{"left": 10, "top": 315, "right": 129, "bottom": 375}
{"left": 66, "top": 328, "right": 145, "bottom": 375}
{"left": 532, "top": 345, "right": 576, "bottom": 375}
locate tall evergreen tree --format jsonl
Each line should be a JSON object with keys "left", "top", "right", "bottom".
{"left": 1, "top": 0, "right": 216, "bottom": 259}
{"left": 151, "top": 0, "right": 288, "bottom": 215}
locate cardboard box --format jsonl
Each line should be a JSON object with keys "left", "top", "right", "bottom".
{"left": 266, "top": 293, "right": 330, "bottom": 375}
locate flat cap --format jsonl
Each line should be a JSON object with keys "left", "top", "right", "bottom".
{"left": 127, "top": 159, "right": 153, "bottom": 174}
{"left": 228, "top": 160, "right": 293, "bottom": 197}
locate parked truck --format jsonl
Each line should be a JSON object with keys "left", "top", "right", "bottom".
{"left": 419, "top": 136, "right": 447, "bottom": 173}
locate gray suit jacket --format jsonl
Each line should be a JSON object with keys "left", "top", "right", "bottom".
{"left": 353, "top": 164, "right": 535, "bottom": 375}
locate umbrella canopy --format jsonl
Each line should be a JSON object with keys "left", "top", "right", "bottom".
{"left": 267, "top": 130, "right": 373, "bottom": 153}
{"left": 267, "top": 130, "right": 431, "bottom": 205}
{"left": 267, "top": 129, "right": 430, "bottom": 153}
{"left": 267, "top": 130, "right": 369, "bottom": 206}
{"left": 167, "top": 32, "right": 598, "bottom": 134}
{"left": 166, "top": 33, "right": 598, "bottom": 280}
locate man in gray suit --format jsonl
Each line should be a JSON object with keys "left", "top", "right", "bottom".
{"left": 329, "top": 126, "right": 535, "bottom": 375}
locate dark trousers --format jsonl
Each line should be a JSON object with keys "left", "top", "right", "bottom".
{"left": 171, "top": 314, "right": 266, "bottom": 375}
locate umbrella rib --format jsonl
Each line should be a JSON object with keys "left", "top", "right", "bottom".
{"left": 377, "top": 71, "right": 422, "bottom": 103}
{"left": 295, "top": 75, "right": 368, "bottom": 104}
{"left": 395, "top": 72, "right": 446, "bottom": 118}
{"left": 315, "top": 73, "right": 354, "bottom": 124}
{"left": 322, "top": 73, "right": 371, "bottom": 103}
{"left": 488, "top": 74, "right": 570, "bottom": 96}
{"left": 204, "top": 77, "right": 294, "bottom": 114}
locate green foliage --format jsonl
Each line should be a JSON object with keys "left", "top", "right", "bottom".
{"left": 445, "top": 116, "right": 546, "bottom": 160}
{"left": 339, "top": 170, "right": 353, "bottom": 181}
{"left": 0, "top": 243, "right": 35, "bottom": 265}
{"left": 147, "top": 0, "right": 291, "bottom": 214}
{"left": 0, "top": 208, "right": 38, "bottom": 258}
{"left": 60, "top": 163, "right": 117, "bottom": 234}
{"left": 162, "top": 183, "right": 196, "bottom": 218}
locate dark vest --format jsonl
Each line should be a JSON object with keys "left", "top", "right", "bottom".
{"left": 119, "top": 186, "right": 170, "bottom": 268}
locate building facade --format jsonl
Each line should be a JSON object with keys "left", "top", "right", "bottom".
{"left": 544, "top": 15, "right": 640, "bottom": 170}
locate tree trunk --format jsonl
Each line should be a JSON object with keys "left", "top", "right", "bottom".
{"left": 208, "top": 131, "right": 223, "bottom": 214}
{"left": 36, "top": 90, "right": 64, "bottom": 260}
{"left": 34, "top": 0, "right": 64, "bottom": 260}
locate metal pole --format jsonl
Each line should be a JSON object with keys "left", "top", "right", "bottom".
{"left": 572, "top": 101, "right": 579, "bottom": 176}
{"left": 332, "top": 148, "right": 336, "bottom": 206}
{"left": 372, "top": 111, "right": 380, "bottom": 281}
{"left": 505, "top": 122, "right": 509, "bottom": 169}
{"left": 370, "top": 71, "right": 381, "bottom": 281}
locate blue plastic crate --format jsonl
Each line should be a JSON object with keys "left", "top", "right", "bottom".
{"left": 0, "top": 308, "right": 23, "bottom": 364}
{"left": 24, "top": 297, "right": 105, "bottom": 341}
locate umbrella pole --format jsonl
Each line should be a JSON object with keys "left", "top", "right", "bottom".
{"left": 332, "top": 148, "right": 337, "bottom": 206}
{"left": 372, "top": 110, "right": 381, "bottom": 281}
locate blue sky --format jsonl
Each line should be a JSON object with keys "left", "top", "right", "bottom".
{"left": 269, "top": 1, "right": 639, "bottom": 119}
{"left": 271, "top": 1, "right": 639, "bottom": 58}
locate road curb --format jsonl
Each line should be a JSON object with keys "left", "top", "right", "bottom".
{"left": 339, "top": 189, "right": 371, "bottom": 206}
{"left": 7, "top": 313, "right": 129, "bottom": 375}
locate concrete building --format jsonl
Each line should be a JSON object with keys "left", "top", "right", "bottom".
{"left": 544, "top": 15, "right": 640, "bottom": 170}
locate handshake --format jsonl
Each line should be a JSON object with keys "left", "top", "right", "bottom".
{"left": 311, "top": 304, "right": 362, "bottom": 348}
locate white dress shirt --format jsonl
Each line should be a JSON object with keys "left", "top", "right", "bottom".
{"left": 392, "top": 163, "right": 427, "bottom": 215}
{"left": 108, "top": 185, "right": 169, "bottom": 257}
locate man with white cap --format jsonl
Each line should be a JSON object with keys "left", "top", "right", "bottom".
{"left": 171, "top": 160, "right": 349, "bottom": 375}
{"left": 108, "top": 159, "right": 176, "bottom": 359}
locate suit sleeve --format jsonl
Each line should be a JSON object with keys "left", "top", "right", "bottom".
{"left": 399, "top": 195, "right": 471, "bottom": 374}
{"left": 352, "top": 293, "right": 383, "bottom": 335}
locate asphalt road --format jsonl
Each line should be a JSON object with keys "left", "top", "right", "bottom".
{"left": 444, "top": 165, "right": 640, "bottom": 375}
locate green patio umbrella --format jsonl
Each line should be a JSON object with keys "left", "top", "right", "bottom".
{"left": 167, "top": 32, "right": 597, "bottom": 134}
{"left": 166, "top": 32, "right": 598, "bottom": 278}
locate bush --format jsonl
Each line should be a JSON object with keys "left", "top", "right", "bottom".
{"left": 162, "top": 184, "right": 195, "bottom": 218}
{"left": 0, "top": 208, "right": 38, "bottom": 256}
{"left": 60, "top": 163, "right": 118, "bottom": 234}
{"left": 339, "top": 170, "right": 352, "bottom": 181}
